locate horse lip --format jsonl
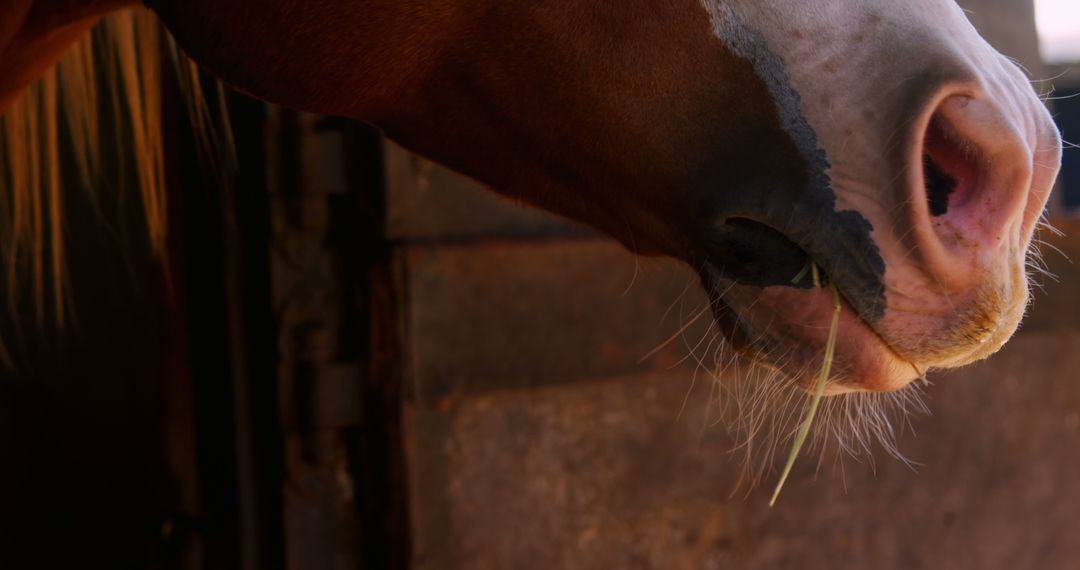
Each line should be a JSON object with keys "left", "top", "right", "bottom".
{"left": 700, "top": 262, "right": 923, "bottom": 392}
{"left": 703, "top": 281, "right": 756, "bottom": 355}
{"left": 696, "top": 207, "right": 890, "bottom": 373}
{"left": 699, "top": 263, "right": 786, "bottom": 361}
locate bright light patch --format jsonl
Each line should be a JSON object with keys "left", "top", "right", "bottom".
{"left": 1036, "top": 0, "right": 1080, "bottom": 63}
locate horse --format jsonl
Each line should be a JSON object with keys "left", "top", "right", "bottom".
{"left": 0, "top": 1, "right": 1063, "bottom": 459}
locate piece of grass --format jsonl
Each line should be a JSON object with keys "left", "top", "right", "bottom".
{"left": 769, "top": 270, "right": 842, "bottom": 507}
{"left": 790, "top": 261, "right": 811, "bottom": 285}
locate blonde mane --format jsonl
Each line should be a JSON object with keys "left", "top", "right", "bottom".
{"left": 0, "top": 8, "right": 211, "bottom": 338}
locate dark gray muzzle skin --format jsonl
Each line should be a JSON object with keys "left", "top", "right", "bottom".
{"left": 688, "top": 15, "right": 887, "bottom": 324}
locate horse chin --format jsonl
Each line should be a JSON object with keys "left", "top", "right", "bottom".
{"left": 701, "top": 267, "right": 922, "bottom": 395}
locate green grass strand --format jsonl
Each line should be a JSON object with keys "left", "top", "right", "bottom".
{"left": 769, "top": 281, "right": 842, "bottom": 507}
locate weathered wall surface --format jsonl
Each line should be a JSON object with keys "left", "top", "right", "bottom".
{"left": 400, "top": 228, "right": 1080, "bottom": 570}
{"left": 393, "top": 2, "right": 1080, "bottom": 568}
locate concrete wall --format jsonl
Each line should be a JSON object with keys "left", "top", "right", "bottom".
{"left": 392, "top": 2, "right": 1080, "bottom": 568}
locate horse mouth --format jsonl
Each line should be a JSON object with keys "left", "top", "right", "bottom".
{"left": 700, "top": 259, "right": 921, "bottom": 394}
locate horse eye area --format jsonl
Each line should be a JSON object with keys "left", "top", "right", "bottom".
{"left": 922, "top": 114, "right": 979, "bottom": 217}
{"left": 714, "top": 218, "right": 809, "bottom": 287}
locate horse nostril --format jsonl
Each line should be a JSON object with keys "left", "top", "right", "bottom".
{"left": 921, "top": 109, "right": 980, "bottom": 219}
{"left": 923, "top": 153, "right": 957, "bottom": 217}
{"left": 909, "top": 93, "right": 1036, "bottom": 282}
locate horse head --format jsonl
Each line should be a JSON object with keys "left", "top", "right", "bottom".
{"left": 2, "top": 0, "right": 1064, "bottom": 401}
{"left": 150, "top": 0, "right": 1060, "bottom": 396}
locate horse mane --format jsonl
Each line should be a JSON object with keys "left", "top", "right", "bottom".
{"left": 0, "top": 8, "right": 214, "bottom": 334}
